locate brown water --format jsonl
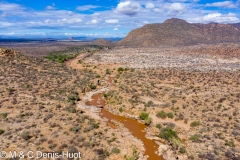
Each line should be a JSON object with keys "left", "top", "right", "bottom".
{"left": 86, "top": 93, "right": 163, "bottom": 160}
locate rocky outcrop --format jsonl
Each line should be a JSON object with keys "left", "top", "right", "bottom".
{"left": 118, "top": 18, "right": 240, "bottom": 47}
{"left": 0, "top": 48, "right": 19, "bottom": 58}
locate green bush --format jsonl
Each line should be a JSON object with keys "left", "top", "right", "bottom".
{"left": 0, "top": 129, "right": 5, "bottom": 135}
{"left": 68, "top": 93, "right": 79, "bottom": 101}
{"left": 117, "top": 67, "right": 124, "bottom": 72}
{"left": 172, "top": 99, "right": 177, "bottom": 104}
{"left": 158, "top": 127, "right": 181, "bottom": 146}
{"left": 144, "top": 117, "right": 152, "bottom": 126}
{"left": 106, "top": 69, "right": 110, "bottom": 74}
{"left": 156, "top": 111, "right": 167, "bottom": 119}
{"left": 156, "top": 123, "right": 162, "bottom": 129}
{"left": 190, "top": 121, "right": 201, "bottom": 127}
{"left": 90, "top": 84, "right": 96, "bottom": 90}
{"left": 189, "top": 134, "right": 201, "bottom": 142}
{"left": 139, "top": 112, "right": 149, "bottom": 120}
{"left": 167, "top": 112, "right": 174, "bottom": 119}
{"left": 119, "top": 107, "right": 123, "bottom": 113}
{"left": 68, "top": 107, "right": 77, "bottom": 113}
{"left": 20, "top": 131, "right": 30, "bottom": 140}
{"left": 67, "top": 93, "right": 79, "bottom": 105}
{"left": 71, "top": 127, "right": 80, "bottom": 133}
{"left": 179, "top": 146, "right": 187, "bottom": 154}
{"left": 46, "top": 53, "right": 78, "bottom": 63}
{"left": 111, "top": 148, "right": 120, "bottom": 154}
{"left": 139, "top": 112, "right": 152, "bottom": 125}
{"left": 1, "top": 113, "right": 8, "bottom": 119}
{"left": 225, "top": 141, "right": 234, "bottom": 147}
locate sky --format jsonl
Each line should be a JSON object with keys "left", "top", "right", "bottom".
{"left": 0, "top": 0, "right": 239, "bottom": 38}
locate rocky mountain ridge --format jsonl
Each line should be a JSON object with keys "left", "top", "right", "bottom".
{"left": 119, "top": 18, "right": 240, "bottom": 47}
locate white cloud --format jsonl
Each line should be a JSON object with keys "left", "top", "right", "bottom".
{"left": 153, "top": 8, "right": 163, "bottom": 13}
{"left": 168, "top": 3, "right": 186, "bottom": 11}
{"left": 0, "top": 22, "right": 14, "bottom": 27}
{"left": 105, "top": 19, "right": 119, "bottom": 24}
{"left": 206, "top": 1, "right": 236, "bottom": 8}
{"left": 113, "top": 27, "right": 118, "bottom": 30}
{"left": 92, "top": 13, "right": 100, "bottom": 18}
{"left": 27, "top": 18, "right": 82, "bottom": 26}
{"left": 77, "top": 5, "right": 100, "bottom": 11}
{"left": 115, "top": 1, "right": 141, "bottom": 16}
{"left": 145, "top": 3, "right": 155, "bottom": 9}
{"left": 190, "top": 12, "right": 239, "bottom": 23}
{"left": 0, "top": 2, "right": 23, "bottom": 11}
{"left": 166, "top": 3, "right": 186, "bottom": 15}
{"left": 46, "top": 6, "right": 55, "bottom": 10}
{"left": 87, "top": 19, "right": 98, "bottom": 24}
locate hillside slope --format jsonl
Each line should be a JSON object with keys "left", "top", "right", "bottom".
{"left": 118, "top": 18, "right": 240, "bottom": 47}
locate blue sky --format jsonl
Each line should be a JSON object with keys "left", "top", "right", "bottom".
{"left": 0, "top": 0, "right": 239, "bottom": 38}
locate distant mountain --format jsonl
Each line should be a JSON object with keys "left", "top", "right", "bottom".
{"left": 118, "top": 18, "right": 240, "bottom": 47}
{"left": 92, "top": 38, "right": 113, "bottom": 46}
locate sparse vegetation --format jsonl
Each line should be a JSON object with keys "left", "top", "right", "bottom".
{"left": 159, "top": 127, "right": 181, "bottom": 146}
{"left": 1, "top": 41, "right": 240, "bottom": 160}
{"left": 156, "top": 111, "right": 167, "bottom": 119}
{"left": 190, "top": 121, "right": 201, "bottom": 127}
{"left": 0, "top": 129, "right": 5, "bottom": 135}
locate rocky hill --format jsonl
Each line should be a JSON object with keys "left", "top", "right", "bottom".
{"left": 92, "top": 38, "right": 113, "bottom": 47}
{"left": 118, "top": 18, "right": 240, "bottom": 47}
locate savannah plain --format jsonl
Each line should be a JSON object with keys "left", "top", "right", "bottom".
{"left": 0, "top": 41, "right": 240, "bottom": 160}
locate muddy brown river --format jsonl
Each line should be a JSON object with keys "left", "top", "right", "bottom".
{"left": 86, "top": 93, "right": 163, "bottom": 160}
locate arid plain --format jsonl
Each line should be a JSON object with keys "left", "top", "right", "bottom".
{"left": 0, "top": 41, "right": 240, "bottom": 160}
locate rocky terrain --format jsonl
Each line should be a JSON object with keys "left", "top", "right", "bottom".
{"left": 0, "top": 42, "right": 91, "bottom": 57}
{"left": 119, "top": 18, "right": 240, "bottom": 47}
{"left": 0, "top": 47, "right": 147, "bottom": 160}
{"left": 82, "top": 44, "right": 240, "bottom": 159}
{"left": 0, "top": 39, "right": 240, "bottom": 160}
{"left": 87, "top": 44, "right": 240, "bottom": 71}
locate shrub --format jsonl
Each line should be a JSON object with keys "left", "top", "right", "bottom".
{"left": 139, "top": 112, "right": 149, "bottom": 120}
{"left": 118, "top": 67, "right": 124, "bottom": 72}
{"left": 106, "top": 69, "right": 110, "bottom": 74}
{"left": 90, "top": 84, "right": 96, "bottom": 90}
{"left": 190, "top": 121, "right": 201, "bottom": 127}
{"left": 172, "top": 99, "right": 177, "bottom": 104}
{"left": 111, "top": 148, "right": 120, "bottom": 154}
{"left": 71, "top": 127, "right": 80, "bottom": 133}
{"left": 124, "top": 148, "right": 138, "bottom": 160}
{"left": 156, "top": 123, "right": 162, "bottom": 129}
{"left": 139, "top": 112, "right": 152, "bottom": 125}
{"left": 144, "top": 117, "right": 152, "bottom": 126}
{"left": 179, "top": 146, "right": 187, "bottom": 154}
{"left": 0, "top": 129, "right": 5, "bottom": 135}
{"left": 189, "top": 134, "right": 201, "bottom": 142}
{"left": 225, "top": 141, "right": 234, "bottom": 147}
{"left": 67, "top": 93, "right": 79, "bottom": 104}
{"left": 158, "top": 127, "right": 181, "bottom": 145}
{"left": 104, "top": 149, "right": 110, "bottom": 157}
{"left": 45, "top": 52, "right": 79, "bottom": 63}
{"left": 156, "top": 111, "right": 167, "bottom": 119}
{"left": 68, "top": 107, "right": 77, "bottom": 113}
{"left": 119, "top": 107, "right": 123, "bottom": 113}
{"left": 20, "top": 131, "right": 30, "bottom": 140}
{"left": 1, "top": 113, "right": 8, "bottom": 119}
{"left": 167, "top": 112, "right": 174, "bottom": 119}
